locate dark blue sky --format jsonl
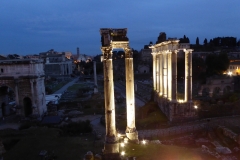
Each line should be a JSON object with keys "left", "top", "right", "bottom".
{"left": 1, "top": 0, "right": 239, "bottom": 56}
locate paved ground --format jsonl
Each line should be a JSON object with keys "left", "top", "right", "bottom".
{"left": 54, "top": 77, "right": 79, "bottom": 94}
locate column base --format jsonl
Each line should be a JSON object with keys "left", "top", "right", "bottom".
{"left": 125, "top": 127, "right": 139, "bottom": 143}
{"left": 103, "top": 142, "right": 119, "bottom": 154}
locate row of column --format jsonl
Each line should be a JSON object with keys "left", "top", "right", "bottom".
{"left": 152, "top": 49, "right": 192, "bottom": 102}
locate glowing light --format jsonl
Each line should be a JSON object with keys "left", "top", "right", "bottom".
{"left": 228, "top": 71, "right": 232, "bottom": 76}
{"left": 194, "top": 105, "right": 198, "bottom": 109}
{"left": 121, "top": 151, "right": 125, "bottom": 156}
{"left": 142, "top": 140, "right": 146, "bottom": 145}
{"left": 118, "top": 133, "right": 121, "bottom": 138}
{"left": 120, "top": 143, "right": 125, "bottom": 147}
{"left": 124, "top": 138, "right": 128, "bottom": 143}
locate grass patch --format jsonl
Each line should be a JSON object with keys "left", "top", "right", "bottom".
{"left": 123, "top": 143, "right": 216, "bottom": 160}
{"left": 67, "top": 84, "right": 86, "bottom": 91}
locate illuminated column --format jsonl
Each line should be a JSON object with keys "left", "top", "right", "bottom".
{"left": 159, "top": 52, "right": 163, "bottom": 96}
{"left": 101, "top": 47, "right": 118, "bottom": 154}
{"left": 184, "top": 49, "right": 193, "bottom": 102}
{"left": 125, "top": 48, "right": 138, "bottom": 142}
{"left": 156, "top": 54, "right": 159, "bottom": 93}
{"left": 152, "top": 52, "right": 157, "bottom": 91}
{"left": 167, "top": 51, "right": 172, "bottom": 100}
{"left": 171, "top": 50, "right": 177, "bottom": 102}
{"left": 163, "top": 51, "right": 168, "bottom": 98}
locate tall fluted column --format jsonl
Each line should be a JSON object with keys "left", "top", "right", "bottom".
{"left": 152, "top": 52, "right": 157, "bottom": 91}
{"left": 159, "top": 52, "right": 163, "bottom": 96}
{"left": 163, "top": 51, "right": 168, "bottom": 98}
{"left": 184, "top": 49, "right": 193, "bottom": 102}
{"left": 156, "top": 55, "right": 159, "bottom": 93}
{"left": 171, "top": 50, "right": 177, "bottom": 102}
{"left": 167, "top": 51, "right": 172, "bottom": 100}
{"left": 102, "top": 47, "right": 118, "bottom": 154}
{"left": 125, "top": 48, "right": 138, "bottom": 142}
{"left": 93, "top": 61, "right": 98, "bottom": 93}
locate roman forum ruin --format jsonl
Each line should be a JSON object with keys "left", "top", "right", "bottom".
{"left": 151, "top": 33, "right": 196, "bottom": 122}
{"left": 100, "top": 28, "right": 138, "bottom": 155}
{"left": 0, "top": 59, "right": 47, "bottom": 118}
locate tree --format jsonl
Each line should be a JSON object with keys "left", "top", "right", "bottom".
{"left": 204, "top": 38, "right": 208, "bottom": 46}
{"left": 196, "top": 37, "right": 199, "bottom": 45}
{"left": 205, "top": 52, "right": 229, "bottom": 76}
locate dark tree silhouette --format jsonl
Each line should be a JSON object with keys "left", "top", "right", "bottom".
{"left": 204, "top": 38, "right": 208, "bottom": 46}
{"left": 196, "top": 37, "right": 199, "bottom": 45}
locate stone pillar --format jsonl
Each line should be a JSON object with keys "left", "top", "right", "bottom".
{"left": 124, "top": 48, "right": 138, "bottom": 142}
{"left": 156, "top": 55, "right": 159, "bottom": 93}
{"left": 159, "top": 52, "right": 163, "bottom": 96}
{"left": 172, "top": 50, "right": 177, "bottom": 102}
{"left": 30, "top": 79, "right": 37, "bottom": 115}
{"left": 184, "top": 49, "right": 193, "bottom": 102}
{"left": 14, "top": 79, "right": 19, "bottom": 106}
{"left": 93, "top": 61, "right": 98, "bottom": 93}
{"left": 167, "top": 51, "right": 172, "bottom": 100}
{"left": 163, "top": 51, "right": 168, "bottom": 98}
{"left": 152, "top": 52, "right": 157, "bottom": 91}
{"left": 101, "top": 47, "right": 119, "bottom": 154}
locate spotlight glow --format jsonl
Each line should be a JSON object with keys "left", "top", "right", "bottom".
{"left": 121, "top": 151, "right": 125, "bottom": 156}
{"left": 194, "top": 105, "right": 198, "bottom": 109}
{"left": 142, "top": 140, "right": 146, "bottom": 145}
{"left": 120, "top": 143, "right": 125, "bottom": 147}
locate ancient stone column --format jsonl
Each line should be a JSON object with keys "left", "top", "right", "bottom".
{"left": 159, "top": 52, "right": 163, "bottom": 96}
{"left": 184, "top": 49, "right": 193, "bottom": 102}
{"left": 124, "top": 48, "right": 138, "bottom": 142}
{"left": 163, "top": 51, "right": 168, "bottom": 98}
{"left": 14, "top": 79, "right": 19, "bottom": 106}
{"left": 167, "top": 51, "right": 172, "bottom": 100}
{"left": 171, "top": 50, "right": 178, "bottom": 102}
{"left": 152, "top": 52, "right": 157, "bottom": 91}
{"left": 156, "top": 55, "right": 159, "bottom": 93}
{"left": 93, "top": 61, "right": 98, "bottom": 93}
{"left": 101, "top": 47, "right": 119, "bottom": 154}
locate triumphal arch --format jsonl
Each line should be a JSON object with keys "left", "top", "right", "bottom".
{"left": 151, "top": 33, "right": 196, "bottom": 122}
{"left": 100, "top": 28, "right": 138, "bottom": 155}
{"left": 0, "top": 59, "right": 47, "bottom": 118}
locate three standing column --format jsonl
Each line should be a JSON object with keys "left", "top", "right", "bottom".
{"left": 152, "top": 52, "right": 157, "bottom": 91}
{"left": 125, "top": 48, "right": 138, "bottom": 142}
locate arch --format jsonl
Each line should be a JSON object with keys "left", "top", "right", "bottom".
{"left": 23, "top": 97, "right": 32, "bottom": 117}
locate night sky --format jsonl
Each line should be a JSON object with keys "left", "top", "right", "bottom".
{"left": 1, "top": 0, "right": 239, "bottom": 56}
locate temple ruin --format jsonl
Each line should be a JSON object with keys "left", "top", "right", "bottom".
{"left": 150, "top": 33, "right": 197, "bottom": 122}
{"left": 100, "top": 28, "right": 138, "bottom": 156}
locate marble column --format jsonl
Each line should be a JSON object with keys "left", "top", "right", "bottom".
{"left": 156, "top": 55, "right": 159, "bottom": 93}
{"left": 159, "top": 52, "right": 163, "bottom": 96}
{"left": 167, "top": 51, "right": 172, "bottom": 100}
{"left": 101, "top": 47, "right": 119, "bottom": 154}
{"left": 171, "top": 50, "right": 178, "bottom": 102}
{"left": 152, "top": 52, "right": 157, "bottom": 91}
{"left": 184, "top": 49, "right": 193, "bottom": 102}
{"left": 125, "top": 48, "right": 138, "bottom": 142}
{"left": 163, "top": 51, "right": 168, "bottom": 98}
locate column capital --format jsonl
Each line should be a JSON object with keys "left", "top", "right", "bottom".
{"left": 183, "top": 49, "right": 194, "bottom": 53}
{"left": 151, "top": 52, "right": 157, "bottom": 56}
{"left": 124, "top": 48, "right": 133, "bottom": 58}
{"left": 101, "top": 47, "right": 113, "bottom": 60}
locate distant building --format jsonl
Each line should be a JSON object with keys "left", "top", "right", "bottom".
{"left": 227, "top": 61, "right": 240, "bottom": 76}
{"left": 137, "top": 64, "right": 150, "bottom": 73}
{"left": 139, "top": 45, "right": 152, "bottom": 62}
{"left": 39, "top": 49, "right": 73, "bottom": 76}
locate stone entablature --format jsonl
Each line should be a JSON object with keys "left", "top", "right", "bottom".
{"left": 0, "top": 59, "right": 44, "bottom": 77}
